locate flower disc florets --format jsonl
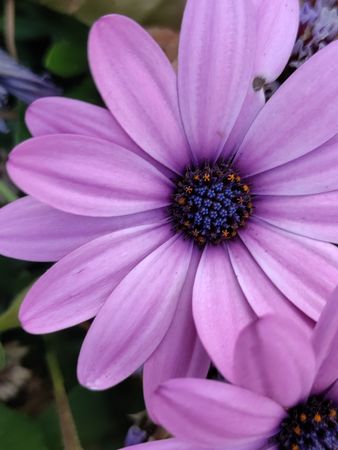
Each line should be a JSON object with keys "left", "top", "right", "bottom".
{"left": 169, "top": 161, "right": 253, "bottom": 246}
{"left": 276, "top": 395, "right": 338, "bottom": 449}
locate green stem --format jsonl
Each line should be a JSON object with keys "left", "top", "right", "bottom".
{"left": 45, "top": 342, "right": 84, "bottom": 450}
{"left": 0, "top": 180, "right": 18, "bottom": 203}
{"left": 0, "top": 285, "right": 29, "bottom": 332}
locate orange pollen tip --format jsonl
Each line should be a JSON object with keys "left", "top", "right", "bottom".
{"left": 177, "top": 196, "right": 186, "bottom": 206}
{"left": 227, "top": 174, "right": 236, "bottom": 181}
{"left": 185, "top": 186, "right": 193, "bottom": 194}
{"left": 300, "top": 413, "right": 307, "bottom": 422}
{"left": 314, "top": 413, "right": 322, "bottom": 423}
{"left": 242, "top": 184, "right": 250, "bottom": 192}
{"left": 291, "top": 445, "right": 300, "bottom": 450}
{"left": 203, "top": 173, "right": 211, "bottom": 182}
{"left": 330, "top": 409, "right": 337, "bottom": 418}
{"left": 293, "top": 426, "right": 302, "bottom": 436}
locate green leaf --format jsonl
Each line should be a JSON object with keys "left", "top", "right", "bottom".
{"left": 0, "top": 404, "right": 49, "bottom": 450}
{"left": 44, "top": 40, "right": 87, "bottom": 78}
{"left": 0, "top": 342, "right": 5, "bottom": 370}
{"left": 65, "top": 76, "right": 101, "bottom": 104}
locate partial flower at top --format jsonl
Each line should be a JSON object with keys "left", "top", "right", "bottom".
{"left": 0, "top": 49, "right": 61, "bottom": 132}
{"left": 126, "top": 287, "right": 338, "bottom": 450}
{"left": 291, "top": 0, "right": 338, "bottom": 68}
{"left": 1, "top": 0, "right": 334, "bottom": 413}
{"left": 265, "top": 0, "right": 337, "bottom": 99}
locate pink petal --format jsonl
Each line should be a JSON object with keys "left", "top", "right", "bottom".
{"left": 26, "top": 97, "right": 140, "bottom": 152}
{"left": 7, "top": 134, "right": 172, "bottom": 217}
{"left": 231, "top": 316, "right": 316, "bottom": 408}
{"left": 88, "top": 15, "right": 190, "bottom": 173}
{"left": 26, "top": 97, "right": 172, "bottom": 176}
{"left": 228, "top": 238, "right": 313, "bottom": 329}
{"left": 248, "top": 134, "right": 338, "bottom": 196}
{"left": 121, "top": 439, "right": 213, "bottom": 450}
{"left": 254, "top": 192, "right": 338, "bottom": 243}
{"left": 153, "top": 378, "right": 284, "bottom": 447}
{"left": 235, "top": 42, "right": 338, "bottom": 177}
{"left": 239, "top": 219, "right": 338, "bottom": 320}
{"left": 222, "top": 88, "right": 265, "bottom": 158}
{"left": 0, "top": 196, "right": 165, "bottom": 262}
{"left": 253, "top": 0, "right": 299, "bottom": 82}
{"left": 178, "top": 0, "right": 255, "bottom": 162}
{"left": 312, "top": 286, "right": 338, "bottom": 393}
{"left": 78, "top": 237, "right": 193, "bottom": 389}
{"left": 20, "top": 223, "right": 171, "bottom": 332}
{"left": 327, "top": 379, "right": 338, "bottom": 404}
{"left": 143, "top": 248, "right": 210, "bottom": 422}
{"left": 193, "top": 245, "right": 255, "bottom": 380}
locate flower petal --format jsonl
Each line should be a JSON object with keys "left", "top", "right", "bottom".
{"left": 254, "top": 192, "right": 338, "bottom": 243}
{"left": 312, "top": 286, "right": 338, "bottom": 393}
{"left": 223, "top": 88, "right": 265, "bottom": 158}
{"left": 19, "top": 223, "right": 171, "bottom": 332}
{"left": 143, "top": 248, "right": 210, "bottom": 422}
{"left": 26, "top": 97, "right": 139, "bottom": 152}
{"left": 121, "top": 439, "right": 213, "bottom": 450}
{"left": 26, "top": 97, "right": 172, "bottom": 176}
{"left": 153, "top": 378, "right": 284, "bottom": 447}
{"left": 253, "top": 0, "right": 299, "bottom": 82}
{"left": 193, "top": 245, "right": 255, "bottom": 379}
{"left": 88, "top": 15, "right": 190, "bottom": 173}
{"left": 178, "top": 0, "right": 255, "bottom": 162}
{"left": 248, "top": 134, "right": 338, "bottom": 195}
{"left": 231, "top": 316, "right": 316, "bottom": 408}
{"left": 7, "top": 134, "right": 172, "bottom": 217}
{"left": 0, "top": 196, "right": 166, "bottom": 262}
{"left": 239, "top": 219, "right": 338, "bottom": 320}
{"left": 327, "top": 380, "right": 338, "bottom": 404}
{"left": 78, "top": 237, "right": 193, "bottom": 389}
{"left": 228, "top": 238, "right": 313, "bottom": 329}
{"left": 235, "top": 42, "right": 338, "bottom": 176}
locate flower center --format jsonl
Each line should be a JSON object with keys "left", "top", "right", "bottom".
{"left": 169, "top": 161, "right": 253, "bottom": 246}
{"left": 275, "top": 395, "right": 338, "bottom": 450}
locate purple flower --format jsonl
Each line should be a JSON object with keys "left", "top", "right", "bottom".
{"left": 127, "top": 288, "right": 338, "bottom": 450}
{"left": 0, "top": 49, "right": 61, "bottom": 132}
{"left": 291, "top": 0, "right": 338, "bottom": 68}
{"left": 0, "top": 0, "right": 336, "bottom": 407}
{"left": 124, "top": 426, "right": 147, "bottom": 446}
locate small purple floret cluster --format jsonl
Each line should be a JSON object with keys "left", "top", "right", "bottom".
{"left": 1, "top": 0, "right": 338, "bottom": 449}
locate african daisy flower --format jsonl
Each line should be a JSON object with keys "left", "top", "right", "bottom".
{"left": 0, "top": 0, "right": 335, "bottom": 402}
{"left": 129, "top": 288, "right": 338, "bottom": 450}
